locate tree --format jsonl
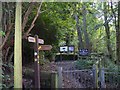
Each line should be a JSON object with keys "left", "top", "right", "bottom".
{"left": 111, "top": 1, "right": 120, "bottom": 63}
{"left": 0, "top": 1, "right": 3, "bottom": 88}
{"left": 23, "top": 2, "right": 42, "bottom": 38}
{"left": 75, "top": 13, "right": 84, "bottom": 50}
{"left": 14, "top": 2, "right": 22, "bottom": 88}
{"left": 116, "top": 1, "right": 120, "bottom": 63}
{"left": 103, "top": 2, "right": 113, "bottom": 59}
{"left": 0, "top": 2, "right": 42, "bottom": 63}
{"left": 0, "top": 2, "right": 43, "bottom": 88}
{"left": 37, "top": 2, "right": 76, "bottom": 47}
{"left": 0, "top": 2, "right": 14, "bottom": 50}
{"left": 82, "top": 4, "right": 91, "bottom": 52}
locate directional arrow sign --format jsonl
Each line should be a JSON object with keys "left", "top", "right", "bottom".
{"left": 38, "top": 45, "right": 52, "bottom": 50}
{"left": 28, "top": 36, "right": 44, "bottom": 44}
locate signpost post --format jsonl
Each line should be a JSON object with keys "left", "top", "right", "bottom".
{"left": 34, "top": 35, "right": 40, "bottom": 89}
{"left": 28, "top": 35, "right": 53, "bottom": 89}
{"left": 28, "top": 35, "right": 44, "bottom": 89}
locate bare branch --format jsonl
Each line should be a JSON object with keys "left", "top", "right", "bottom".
{"left": 23, "top": 1, "right": 43, "bottom": 39}
{"left": 22, "top": 2, "right": 35, "bottom": 32}
{"left": 110, "top": 2, "right": 118, "bottom": 30}
{"left": 0, "top": 23, "right": 13, "bottom": 50}
{"left": 40, "top": 10, "right": 48, "bottom": 14}
{"left": 5, "top": 47, "right": 11, "bottom": 62}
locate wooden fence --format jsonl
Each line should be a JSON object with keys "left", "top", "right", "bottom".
{"left": 92, "top": 58, "right": 120, "bottom": 88}
{"left": 57, "top": 66, "right": 120, "bottom": 88}
{"left": 23, "top": 57, "right": 120, "bottom": 88}
{"left": 40, "top": 71, "right": 58, "bottom": 88}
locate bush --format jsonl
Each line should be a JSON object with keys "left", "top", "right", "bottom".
{"left": 2, "top": 63, "right": 14, "bottom": 88}
{"left": 75, "top": 59, "right": 94, "bottom": 69}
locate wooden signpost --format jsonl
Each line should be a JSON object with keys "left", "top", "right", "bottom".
{"left": 28, "top": 35, "right": 44, "bottom": 89}
{"left": 38, "top": 45, "right": 52, "bottom": 51}
{"left": 28, "top": 36, "right": 44, "bottom": 44}
{"left": 28, "top": 35, "right": 53, "bottom": 89}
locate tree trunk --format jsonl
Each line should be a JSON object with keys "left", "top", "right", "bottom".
{"left": 23, "top": 2, "right": 42, "bottom": 39}
{"left": 0, "top": 1, "right": 3, "bottom": 88}
{"left": 82, "top": 4, "right": 90, "bottom": 52}
{"left": 116, "top": 1, "right": 120, "bottom": 63}
{"left": 66, "top": 35, "right": 70, "bottom": 46}
{"left": 14, "top": 2, "right": 22, "bottom": 88}
{"left": 75, "top": 14, "right": 84, "bottom": 50}
{"left": 103, "top": 2, "right": 113, "bottom": 59}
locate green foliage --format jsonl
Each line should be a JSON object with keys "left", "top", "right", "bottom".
{"left": 20, "top": 2, "right": 118, "bottom": 66}
{"left": 31, "top": 2, "right": 76, "bottom": 46}
{"left": 0, "top": 2, "right": 119, "bottom": 88}
{"left": 103, "top": 58, "right": 120, "bottom": 86}
{"left": 75, "top": 59, "right": 95, "bottom": 69}
{"left": 104, "top": 58, "right": 120, "bottom": 72}
{"left": 44, "top": 51, "right": 56, "bottom": 62}
{"left": 2, "top": 63, "right": 14, "bottom": 88}
{"left": 0, "top": 30, "right": 5, "bottom": 36}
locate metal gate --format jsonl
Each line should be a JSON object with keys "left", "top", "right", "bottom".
{"left": 56, "top": 61, "right": 95, "bottom": 88}
{"left": 56, "top": 62, "right": 120, "bottom": 88}
{"left": 62, "top": 69, "right": 94, "bottom": 88}
{"left": 104, "top": 69, "right": 120, "bottom": 88}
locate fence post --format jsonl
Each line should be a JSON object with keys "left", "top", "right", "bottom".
{"left": 57, "top": 67, "right": 63, "bottom": 88}
{"left": 51, "top": 72, "right": 58, "bottom": 88}
{"left": 100, "top": 67, "right": 106, "bottom": 88}
{"left": 93, "top": 64, "right": 98, "bottom": 88}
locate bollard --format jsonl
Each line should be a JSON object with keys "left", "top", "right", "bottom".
{"left": 100, "top": 67, "right": 106, "bottom": 88}
{"left": 57, "top": 67, "right": 63, "bottom": 88}
{"left": 93, "top": 64, "right": 98, "bottom": 88}
{"left": 51, "top": 72, "right": 58, "bottom": 88}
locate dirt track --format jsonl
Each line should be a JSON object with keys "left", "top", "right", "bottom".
{"left": 55, "top": 61, "right": 94, "bottom": 88}
{"left": 23, "top": 61, "right": 94, "bottom": 88}
{"left": 55, "top": 61, "right": 83, "bottom": 88}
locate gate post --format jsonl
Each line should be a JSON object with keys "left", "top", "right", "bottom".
{"left": 51, "top": 72, "right": 58, "bottom": 88}
{"left": 100, "top": 67, "right": 106, "bottom": 88}
{"left": 57, "top": 67, "right": 63, "bottom": 88}
{"left": 93, "top": 64, "right": 98, "bottom": 88}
